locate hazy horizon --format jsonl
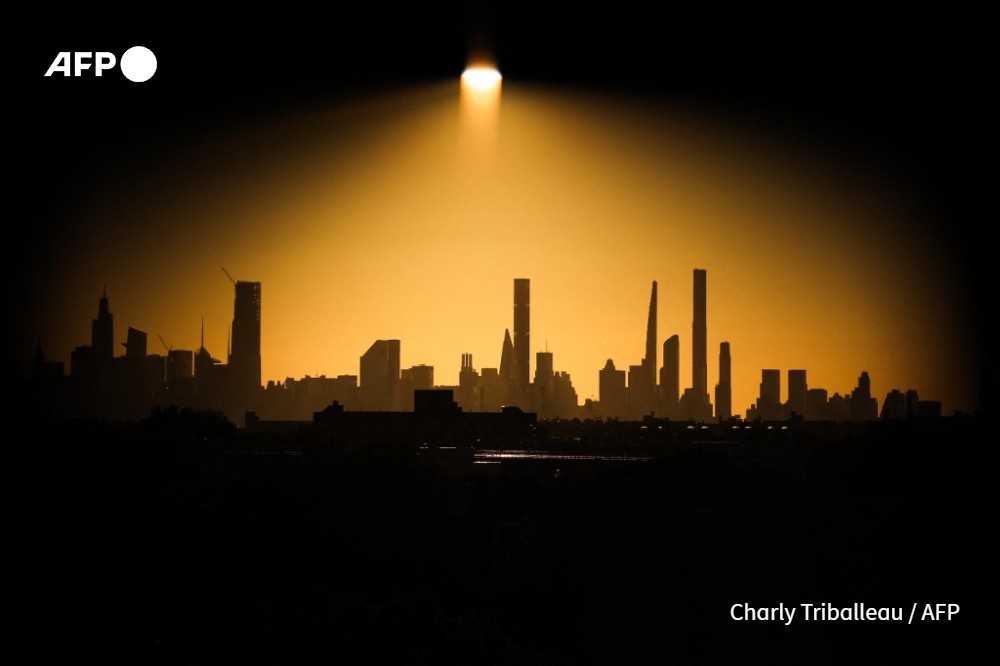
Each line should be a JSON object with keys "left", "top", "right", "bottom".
{"left": 20, "top": 83, "right": 981, "bottom": 416}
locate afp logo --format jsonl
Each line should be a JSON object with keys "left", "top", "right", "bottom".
{"left": 44, "top": 46, "right": 157, "bottom": 83}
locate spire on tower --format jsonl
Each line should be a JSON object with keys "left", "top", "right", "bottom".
{"left": 644, "top": 280, "right": 657, "bottom": 381}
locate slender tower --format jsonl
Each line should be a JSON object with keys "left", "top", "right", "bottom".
{"left": 91, "top": 286, "right": 114, "bottom": 363}
{"left": 692, "top": 269, "right": 707, "bottom": 400}
{"left": 632, "top": 280, "right": 657, "bottom": 416}
{"left": 644, "top": 281, "right": 657, "bottom": 385}
{"left": 499, "top": 328, "right": 516, "bottom": 404}
{"left": 514, "top": 278, "right": 530, "bottom": 399}
{"left": 715, "top": 341, "right": 732, "bottom": 421}
{"left": 660, "top": 334, "right": 680, "bottom": 417}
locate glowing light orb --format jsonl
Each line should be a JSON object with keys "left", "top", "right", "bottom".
{"left": 462, "top": 67, "right": 502, "bottom": 90}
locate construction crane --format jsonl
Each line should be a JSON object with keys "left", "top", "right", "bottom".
{"left": 157, "top": 334, "right": 172, "bottom": 353}
{"left": 221, "top": 266, "right": 237, "bottom": 286}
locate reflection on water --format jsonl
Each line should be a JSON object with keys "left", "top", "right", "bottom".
{"left": 474, "top": 450, "right": 652, "bottom": 462}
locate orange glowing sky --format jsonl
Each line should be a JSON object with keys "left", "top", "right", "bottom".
{"left": 30, "top": 81, "right": 979, "bottom": 415}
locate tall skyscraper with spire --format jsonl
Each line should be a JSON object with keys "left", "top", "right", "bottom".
{"left": 499, "top": 328, "right": 516, "bottom": 405}
{"left": 499, "top": 329, "right": 515, "bottom": 383}
{"left": 195, "top": 316, "right": 219, "bottom": 380}
{"left": 644, "top": 281, "right": 657, "bottom": 385}
{"left": 91, "top": 286, "right": 114, "bottom": 364}
{"left": 631, "top": 280, "right": 658, "bottom": 416}
{"left": 70, "top": 287, "right": 115, "bottom": 387}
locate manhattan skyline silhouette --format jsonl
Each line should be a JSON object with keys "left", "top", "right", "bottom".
{"left": 28, "top": 269, "right": 959, "bottom": 426}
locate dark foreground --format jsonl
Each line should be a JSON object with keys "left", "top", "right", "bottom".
{"left": 16, "top": 414, "right": 996, "bottom": 664}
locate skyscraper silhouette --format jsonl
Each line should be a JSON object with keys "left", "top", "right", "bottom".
{"left": 850, "top": 371, "right": 878, "bottom": 421}
{"left": 634, "top": 280, "right": 657, "bottom": 416}
{"left": 91, "top": 286, "right": 113, "bottom": 364}
{"left": 230, "top": 281, "right": 261, "bottom": 393}
{"left": 680, "top": 269, "right": 713, "bottom": 420}
{"left": 513, "top": 278, "right": 530, "bottom": 403}
{"left": 788, "top": 369, "right": 807, "bottom": 419}
{"left": 644, "top": 281, "right": 657, "bottom": 384}
{"left": 167, "top": 349, "right": 194, "bottom": 381}
{"left": 70, "top": 288, "right": 115, "bottom": 391}
{"left": 535, "top": 351, "right": 554, "bottom": 386}
{"left": 124, "top": 326, "right": 146, "bottom": 362}
{"left": 660, "top": 334, "right": 680, "bottom": 418}
{"left": 758, "top": 369, "right": 781, "bottom": 420}
{"left": 535, "top": 350, "right": 554, "bottom": 418}
{"left": 360, "top": 339, "right": 401, "bottom": 410}
{"left": 692, "top": 269, "right": 707, "bottom": 400}
{"left": 715, "top": 341, "right": 732, "bottom": 421}
{"left": 194, "top": 318, "right": 218, "bottom": 379}
{"left": 458, "top": 353, "right": 477, "bottom": 411}
{"left": 600, "top": 359, "right": 626, "bottom": 419}
{"left": 499, "top": 329, "right": 515, "bottom": 391}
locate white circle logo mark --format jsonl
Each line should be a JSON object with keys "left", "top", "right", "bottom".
{"left": 120, "top": 46, "right": 157, "bottom": 83}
